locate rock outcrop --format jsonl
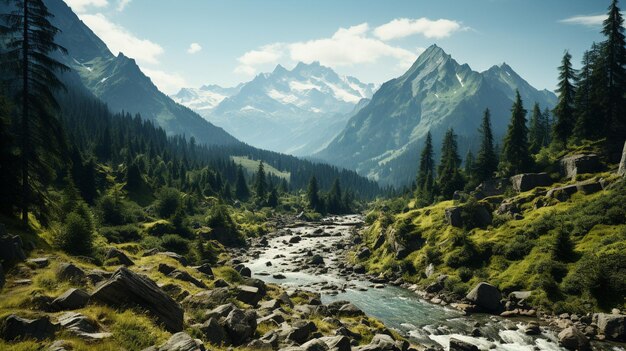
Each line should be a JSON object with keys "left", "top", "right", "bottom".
{"left": 465, "top": 282, "right": 502, "bottom": 312}
{"left": 52, "top": 288, "right": 90, "bottom": 311}
{"left": 510, "top": 173, "right": 552, "bottom": 193}
{"left": 0, "top": 314, "right": 58, "bottom": 341}
{"left": 560, "top": 154, "right": 602, "bottom": 179}
{"left": 90, "top": 267, "right": 184, "bottom": 332}
{"left": 597, "top": 313, "right": 626, "bottom": 341}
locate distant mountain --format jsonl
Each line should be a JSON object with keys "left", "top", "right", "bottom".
{"left": 315, "top": 45, "right": 558, "bottom": 187}
{"left": 44, "top": 0, "right": 239, "bottom": 146}
{"left": 174, "top": 62, "right": 377, "bottom": 155}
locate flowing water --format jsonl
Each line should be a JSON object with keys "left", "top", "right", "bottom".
{"left": 243, "top": 215, "right": 623, "bottom": 351}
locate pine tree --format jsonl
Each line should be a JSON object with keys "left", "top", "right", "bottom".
{"left": 307, "top": 176, "right": 321, "bottom": 212}
{"left": 416, "top": 132, "right": 436, "bottom": 206}
{"left": 528, "top": 103, "right": 543, "bottom": 154}
{"left": 1, "top": 0, "right": 70, "bottom": 226}
{"left": 573, "top": 46, "right": 599, "bottom": 141}
{"left": 234, "top": 165, "right": 249, "bottom": 201}
{"left": 327, "top": 178, "right": 343, "bottom": 214}
{"left": 552, "top": 51, "right": 577, "bottom": 146}
{"left": 437, "top": 129, "right": 464, "bottom": 199}
{"left": 501, "top": 91, "right": 533, "bottom": 176}
{"left": 0, "top": 95, "right": 19, "bottom": 215}
{"left": 267, "top": 187, "right": 279, "bottom": 208}
{"left": 255, "top": 161, "right": 267, "bottom": 201}
{"left": 464, "top": 150, "right": 475, "bottom": 176}
{"left": 542, "top": 107, "right": 553, "bottom": 146}
{"left": 474, "top": 109, "right": 498, "bottom": 183}
{"left": 601, "top": 0, "right": 626, "bottom": 157}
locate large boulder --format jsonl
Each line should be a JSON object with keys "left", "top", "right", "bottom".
{"left": 318, "top": 336, "right": 351, "bottom": 351}
{"left": 449, "top": 338, "right": 479, "bottom": 351}
{"left": 58, "top": 312, "right": 112, "bottom": 341}
{"left": 148, "top": 332, "right": 206, "bottom": 351}
{"left": 356, "top": 334, "right": 400, "bottom": 351}
{"left": 224, "top": 308, "right": 257, "bottom": 346}
{"left": 168, "top": 270, "right": 206, "bottom": 289}
{"left": 465, "top": 282, "right": 502, "bottom": 312}
{"left": 90, "top": 267, "right": 183, "bottom": 332}
{"left": 197, "top": 317, "right": 229, "bottom": 346}
{"left": 183, "top": 288, "right": 232, "bottom": 309}
{"left": 510, "top": 173, "right": 553, "bottom": 193}
{"left": 285, "top": 320, "right": 317, "bottom": 344}
{"left": 57, "top": 263, "right": 86, "bottom": 282}
{"left": 558, "top": 326, "right": 590, "bottom": 351}
{"left": 619, "top": 141, "right": 626, "bottom": 176}
{"left": 560, "top": 154, "right": 602, "bottom": 179}
{"left": 0, "top": 233, "right": 27, "bottom": 265}
{"left": 236, "top": 285, "right": 264, "bottom": 306}
{"left": 0, "top": 314, "right": 58, "bottom": 341}
{"left": 597, "top": 313, "right": 626, "bottom": 341}
{"left": 104, "top": 248, "right": 134, "bottom": 266}
{"left": 547, "top": 184, "right": 579, "bottom": 202}
{"left": 52, "top": 288, "right": 90, "bottom": 311}
{"left": 474, "top": 178, "right": 509, "bottom": 199}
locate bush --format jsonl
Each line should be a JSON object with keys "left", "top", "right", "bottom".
{"left": 160, "top": 234, "right": 189, "bottom": 254}
{"left": 155, "top": 187, "right": 181, "bottom": 218}
{"left": 54, "top": 211, "right": 94, "bottom": 255}
{"left": 100, "top": 224, "right": 142, "bottom": 243}
{"left": 96, "top": 194, "right": 135, "bottom": 225}
{"left": 140, "top": 236, "right": 162, "bottom": 251}
{"left": 205, "top": 205, "right": 244, "bottom": 246}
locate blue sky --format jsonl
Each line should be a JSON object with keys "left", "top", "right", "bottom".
{"left": 64, "top": 0, "right": 614, "bottom": 94}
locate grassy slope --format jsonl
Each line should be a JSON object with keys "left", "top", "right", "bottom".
{"left": 231, "top": 156, "right": 290, "bottom": 181}
{"left": 357, "top": 173, "right": 626, "bottom": 314}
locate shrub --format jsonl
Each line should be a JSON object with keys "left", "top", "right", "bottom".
{"left": 155, "top": 187, "right": 181, "bottom": 218}
{"left": 205, "top": 205, "right": 244, "bottom": 246}
{"left": 100, "top": 224, "right": 142, "bottom": 243}
{"left": 160, "top": 234, "right": 189, "bottom": 254}
{"left": 140, "top": 236, "right": 162, "bottom": 251}
{"left": 54, "top": 211, "right": 94, "bottom": 255}
{"left": 96, "top": 194, "right": 134, "bottom": 225}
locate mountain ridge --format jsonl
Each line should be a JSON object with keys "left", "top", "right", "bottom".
{"left": 315, "top": 44, "right": 557, "bottom": 187}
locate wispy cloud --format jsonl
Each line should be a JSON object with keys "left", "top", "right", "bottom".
{"left": 80, "top": 13, "right": 164, "bottom": 65}
{"left": 187, "top": 43, "right": 202, "bottom": 54}
{"left": 116, "top": 0, "right": 131, "bottom": 12}
{"left": 234, "top": 22, "right": 436, "bottom": 77}
{"left": 373, "top": 17, "right": 464, "bottom": 40}
{"left": 142, "top": 68, "right": 188, "bottom": 95}
{"left": 64, "top": 0, "right": 108, "bottom": 13}
{"left": 559, "top": 14, "right": 607, "bottom": 26}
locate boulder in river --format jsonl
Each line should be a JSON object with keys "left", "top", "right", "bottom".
{"left": 449, "top": 338, "right": 479, "bottom": 351}
{"left": 465, "top": 282, "right": 502, "bottom": 312}
{"left": 90, "top": 267, "right": 184, "bottom": 332}
{"left": 558, "top": 326, "right": 590, "bottom": 351}
{"left": 597, "top": 313, "right": 626, "bottom": 341}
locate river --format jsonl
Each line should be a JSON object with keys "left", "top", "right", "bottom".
{"left": 240, "top": 215, "right": 623, "bottom": 351}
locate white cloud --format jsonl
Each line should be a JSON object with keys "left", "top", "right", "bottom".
{"left": 559, "top": 14, "right": 606, "bottom": 26}
{"left": 80, "top": 13, "right": 164, "bottom": 65}
{"left": 142, "top": 68, "right": 188, "bottom": 95}
{"left": 64, "top": 0, "right": 108, "bottom": 13}
{"left": 374, "top": 17, "right": 463, "bottom": 40}
{"left": 187, "top": 43, "right": 202, "bottom": 54}
{"left": 116, "top": 0, "right": 131, "bottom": 11}
{"left": 234, "top": 23, "right": 426, "bottom": 77}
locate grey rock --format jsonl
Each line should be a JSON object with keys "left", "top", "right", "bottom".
{"left": 576, "top": 180, "right": 603, "bottom": 195}
{"left": 597, "top": 313, "right": 626, "bottom": 341}
{"left": 27, "top": 257, "right": 50, "bottom": 268}
{"left": 224, "top": 308, "right": 257, "bottom": 346}
{"left": 105, "top": 247, "right": 134, "bottom": 266}
{"left": 205, "top": 303, "right": 236, "bottom": 320}
{"left": 168, "top": 270, "right": 206, "bottom": 289}
{"left": 235, "top": 264, "right": 251, "bottom": 277}
{"left": 91, "top": 267, "right": 184, "bottom": 332}
{"left": 510, "top": 173, "right": 552, "bottom": 192}
{"left": 310, "top": 254, "right": 325, "bottom": 265}
{"left": 0, "top": 233, "right": 26, "bottom": 265}
{"left": 318, "top": 335, "right": 351, "bottom": 351}
{"left": 357, "top": 247, "right": 371, "bottom": 260}
{"left": 474, "top": 179, "right": 509, "bottom": 199}
{"left": 356, "top": 334, "right": 400, "bottom": 351}
{"left": 213, "top": 279, "right": 230, "bottom": 287}
{"left": 48, "top": 340, "right": 72, "bottom": 351}
{"left": 198, "top": 317, "right": 228, "bottom": 346}
{"left": 449, "top": 338, "right": 478, "bottom": 351}
{"left": 465, "top": 282, "right": 502, "bottom": 312}
{"left": 289, "top": 236, "right": 302, "bottom": 243}
{"left": 300, "top": 338, "right": 330, "bottom": 351}
{"left": 236, "top": 285, "right": 264, "bottom": 306}
{"left": 547, "top": 184, "right": 579, "bottom": 201}
{"left": 0, "top": 314, "right": 57, "bottom": 341}
{"left": 194, "top": 263, "right": 213, "bottom": 276}
{"left": 86, "top": 269, "right": 112, "bottom": 285}
{"left": 183, "top": 288, "right": 232, "bottom": 309}
{"left": 52, "top": 288, "right": 90, "bottom": 310}
{"left": 338, "top": 303, "right": 364, "bottom": 317}
{"left": 158, "top": 263, "right": 176, "bottom": 275}
{"left": 153, "top": 332, "right": 206, "bottom": 351}
{"left": 57, "top": 263, "right": 86, "bottom": 282}
{"left": 560, "top": 154, "right": 602, "bottom": 179}
{"left": 285, "top": 320, "right": 317, "bottom": 344}
{"left": 558, "top": 326, "right": 590, "bottom": 351}
{"left": 58, "top": 312, "right": 111, "bottom": 340}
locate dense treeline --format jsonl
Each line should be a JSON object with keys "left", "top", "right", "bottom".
{"left": 413, "top": 0, "right": 626, "bottom": 206}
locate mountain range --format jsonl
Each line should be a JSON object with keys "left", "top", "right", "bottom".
{"left": 314, "top": 45, "right": 557, "bottom": 187}
{"left": 172, "top": 63, "right": 376, "bottom": 155}
{"left": 44, "top": 0, "right": 239, "bottom": 146}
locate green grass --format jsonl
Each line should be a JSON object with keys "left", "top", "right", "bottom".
{"left": 231, "top": 156, "right": 290, "bottom": 181}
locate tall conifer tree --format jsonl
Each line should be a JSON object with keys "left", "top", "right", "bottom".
{"left": 552, "top": 51, "right": 577, "bottom": 146}
{"left": 474, "top": 109, "right": 498, "bottom": 183}
{"left": 501, "top": 91, "right": 533, "bottom": 176}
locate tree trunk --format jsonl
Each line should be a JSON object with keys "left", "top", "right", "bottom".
{"left": 21, "top": 0, "right": 29, "bottom": 227}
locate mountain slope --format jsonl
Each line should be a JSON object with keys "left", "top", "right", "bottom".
{"left": 316, "top": 45, "right": 557, "bottom": 187}
{"left": 45, "top": 0, "right": 239, "bottom": 146}
{"left": 174, "top": 62, "right": 376, "bottom": 155}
